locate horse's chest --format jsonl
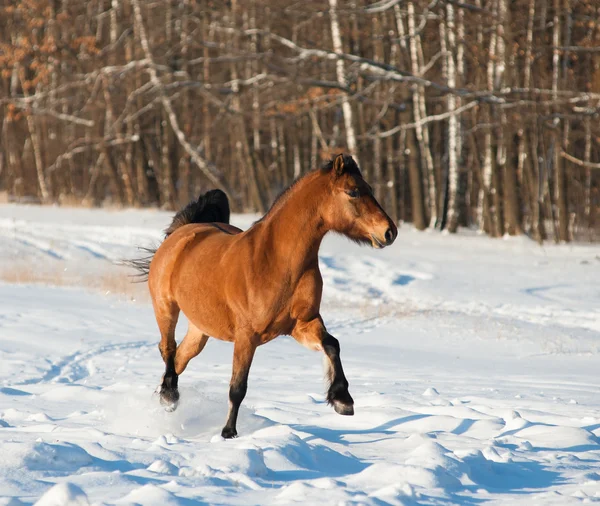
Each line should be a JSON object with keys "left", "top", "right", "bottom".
{"left": 254, "top": 273, "right": 322, "bottom": 343}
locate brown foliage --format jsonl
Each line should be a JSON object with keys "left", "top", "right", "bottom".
{"left": 0, "top": 0, "right": 597, "bottom": 241}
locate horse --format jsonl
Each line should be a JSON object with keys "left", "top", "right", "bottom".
{"left": 133, "top": 154, "right": 397, "bottom": 438}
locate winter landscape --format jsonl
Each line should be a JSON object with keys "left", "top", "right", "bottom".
{"left": 0, "top": 204, "right": 599, "bottom": 505}
{"left": 2, "top": 0, "right": 600, "bottom": 503}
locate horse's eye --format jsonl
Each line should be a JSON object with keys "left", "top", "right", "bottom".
{"left": 346, "top": 188, "right": 360, "bottom": 198}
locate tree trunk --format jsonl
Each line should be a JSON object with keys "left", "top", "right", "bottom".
{"left": 19, "top": 67, "right": 51, "bottom": 203}
{"left": 406, "top": 127, "right": 426, "bottom": 231}
{"left": 443, "top": 4, "right": 459, "bottom": 233}
{"left": 552, "top": 0, "right": 569, "bottom": 242}
{"left": 329, "top": 0, "right": 358, "bottom": 162}
{"left": 405, "top": 2, "right": 436, "bottom": 228}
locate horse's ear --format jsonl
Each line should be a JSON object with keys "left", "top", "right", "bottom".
{"left": 333, "top": 154, "right": 346, "bottom": 177}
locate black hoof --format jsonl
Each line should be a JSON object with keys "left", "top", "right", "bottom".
{"left": 333, "top": 400, "right": 354, "bottom": 416}
{"left": 159, "top": 386, "right": 179, "bottom": 412}
{"left": 221, "top": 427, "right": 238, "bottom": 439}
{"left": 327, "top": 381, "right": 354, "bottom": 416}
{"left": 159, "top": 367, "right": 179, "bottom": 412}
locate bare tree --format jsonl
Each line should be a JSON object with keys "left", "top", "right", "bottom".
{"left": 0, "top": 0, "right": 597, "bottom": 241}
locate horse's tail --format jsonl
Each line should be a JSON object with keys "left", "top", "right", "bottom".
{"left": 126, "top": 189, "right": 230, "bottom": 282}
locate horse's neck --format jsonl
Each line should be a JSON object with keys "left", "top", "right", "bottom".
{"left": 260, "top": 174, "right": 328, "bottom": 269}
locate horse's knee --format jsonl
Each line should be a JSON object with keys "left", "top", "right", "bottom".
{"left": 292, "top": 318, "right": 327, "bottom": 351}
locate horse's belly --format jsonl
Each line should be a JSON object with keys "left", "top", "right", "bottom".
{"left": 178, "top": 299, "right": 235, "bottom": 342}
{"left": 174, "top": 275, "right": 237, "bottom": 342}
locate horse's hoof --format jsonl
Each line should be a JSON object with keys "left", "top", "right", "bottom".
{"left": 333, "top": 400, "right": 354, "bottom": 416}
{"left": 162, "top": 400, "right": 178, "bottom": 413}
{"left": 221, "top": 427, "right": 238, "bottom": 439}
{"left": 159, "top": 387, "right": 179, "bottom": 412}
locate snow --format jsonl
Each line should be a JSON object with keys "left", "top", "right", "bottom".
{"left": 0, "top": 203, "right": 599, "bottom": 505}
{"left": 34, "top": 483, "right": 89, "bottom": 506}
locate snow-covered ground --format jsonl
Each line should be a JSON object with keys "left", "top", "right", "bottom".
{"left": 0, "top": 203, "right": 599, "bottom": 505}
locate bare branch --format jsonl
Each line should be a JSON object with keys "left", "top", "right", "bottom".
{"left": 10, "top": 102, "right": 94, "bottom": 127}
{"left": 561, "top": 151, "right": 600, "bottom": 170}
{"left": 255, "top": 29, "right": 505, "bottom": 103}
{"left": 366, "top": 100, "right": 478, "bottom": 138}
{"left": 131, "top": 0, "right": 231, "bottom": 196}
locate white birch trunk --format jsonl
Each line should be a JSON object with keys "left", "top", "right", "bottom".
{"left": 250, "top": 2, "right": 260, "bottom": 153}
{"left": 293, "top": 143, "right": 301, "bottom": 179}
{"left": 18, "top": 65, "right": 50, "bottom": 203}
{"left": 445, "top": 4, "right": 459, "bottom": 232}
{"left": 584, "top": 112, "right": 592, "bottom": 226}
{"left": 477, "top": 0, "right": 498, "bottom": 234}
{"left": 552, "top": 0, "right": 568, "bottom": 241}
{"left": 329, "top": 0, "right": 358, "bottom": 162}
{"left": 110, "top": 0, "right": 118, "bottom": 45}
{"left": 495, "top": 0, "right": 507, "bottom": 190}
{"left": 406, "top": 2, "right": 436, "bottom": 227}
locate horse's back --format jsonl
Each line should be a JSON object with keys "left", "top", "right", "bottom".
{"left": 149, "top": 223, "right": 240, "bottom": 293}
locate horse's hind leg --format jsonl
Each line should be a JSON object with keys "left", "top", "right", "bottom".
{"left": 154, "top": 302, "right": 180, "bottom": 411}
{"left": 292, "top": 317, "right": 354, "bottom": 416}
{"left": 175, "top": 322, "right": 209, "bottom": 375}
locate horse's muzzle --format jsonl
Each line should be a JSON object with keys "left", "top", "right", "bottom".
{"left": 384, "top": 226, "right": 397, "bottom": 245}
{"left": 370, "top": 221, "right": 397, "bottom": 248}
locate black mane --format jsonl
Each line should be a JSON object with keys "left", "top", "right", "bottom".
{"left": 165, "top": 189, "right": 230, "bottom": 236}
{"left": 258, "top": 154, "right": 360, "bottom": 222}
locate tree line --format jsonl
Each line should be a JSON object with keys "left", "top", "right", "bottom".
{"left": 0, "top": 0, "right": 598, "bottom": 241}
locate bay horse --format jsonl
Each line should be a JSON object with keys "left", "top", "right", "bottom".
{"left": 135, "top": 154, "right": 397, "bottom": 438}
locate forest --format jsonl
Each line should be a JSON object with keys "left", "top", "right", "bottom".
{"left": 0, "top": 0, "right": 598, "bottom": 241}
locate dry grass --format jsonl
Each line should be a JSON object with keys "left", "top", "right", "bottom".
{"left": 1, "top": 265, "right": 422, "bottom": 318}
{"left": 322, "top": 296, "right": 420, "bottom": 320}
{"left": 0, "top": 264, "right": 150, "bottom": 303}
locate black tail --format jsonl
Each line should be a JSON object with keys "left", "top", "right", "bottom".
{"left": 126, "top": 189, "right": 230, "bottom": 281}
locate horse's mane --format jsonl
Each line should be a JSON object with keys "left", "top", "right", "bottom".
{"left": 165, "top": 189, "right": 230, "bottom": 236}
{"left": 258, "top": 155, "right": 360, "bottom": 223}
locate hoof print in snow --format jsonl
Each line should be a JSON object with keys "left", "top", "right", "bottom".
{"left": 333, "top": 400, "right": 354, "bottom": 416}
{"left": 221, "top": 427, "right": 238, "bottom": 439}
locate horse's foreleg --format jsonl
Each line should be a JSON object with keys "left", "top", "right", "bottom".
{"left": 175, "top": 322, "right": 209, "bottom": 375}
{"left": 222, "top": 339, "right": 256, "bottom": 439}
{"left": 154, "top": 302, "right": 180, "bottom": 411}
{"left": 292, "top": 317, "right": 354, "bottom": 416}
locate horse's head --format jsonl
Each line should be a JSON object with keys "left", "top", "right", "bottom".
{"left": 324, "top": 154, "right": 397, "bottom": 249}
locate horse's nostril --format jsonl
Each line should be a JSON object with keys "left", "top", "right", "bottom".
{"left": 384, "top": 228, "right": 394, "bottom": 244}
